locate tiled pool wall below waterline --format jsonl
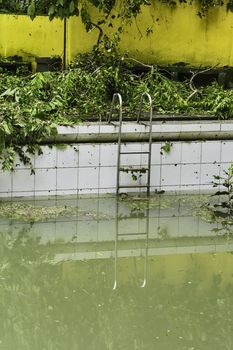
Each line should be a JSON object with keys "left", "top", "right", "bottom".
{"left": 0, "top": 122, "right": 233, "bottom": 198}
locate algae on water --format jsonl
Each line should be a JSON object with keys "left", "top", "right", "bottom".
{"left": 0, "top": 202, "right": 111, "bottom": 222}
{"left": 0, "top": 203, "right": 77, "bottom": 221}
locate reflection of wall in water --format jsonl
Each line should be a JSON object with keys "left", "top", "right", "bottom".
{"left": 0, "top": 205, "right": 217, "bottom": 245}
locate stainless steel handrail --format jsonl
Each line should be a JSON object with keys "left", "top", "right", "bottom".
{"left": 137, "top": 92, "right": 153, "bottom": 124}
{"left": 137, "top": 92, "right": 153, "bottom": 196}
{"left": 107, "top": 93, "right": 123, "bottom": 124}
{"left": 113, "top": 201, "right": 149, "bottom": 290}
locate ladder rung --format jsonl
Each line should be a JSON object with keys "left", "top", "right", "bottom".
{"left": 118, "top": 185, "right": 149, "bottom": 188}
{"left": 119, "top": 167, "right": 149, "bottom": 172}
{"left": 139, "top": 122, "right": 149, "bottom": 126}
{"left": 120, "top": 151, "right": 150, "bottom": 155}
{"left": 118, "top": 232, "right": 148, "bottom": 236}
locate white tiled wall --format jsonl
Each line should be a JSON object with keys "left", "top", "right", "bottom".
{"left": 0, "top": 122, "right": 233, "bottom": 198}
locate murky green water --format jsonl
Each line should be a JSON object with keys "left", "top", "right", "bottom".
{"left": 1, "top": 194, "right": 233, "bottom": 350}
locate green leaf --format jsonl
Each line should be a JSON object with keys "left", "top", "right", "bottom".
{"left": 212, "top": 228, "right": 223, "bottom": 233}
{"left": 0, "top": 131, "right": 5, "bottom": 153}
{"left": 56, "top": 144, "right": 67, "bottom": 150}
{"left": 27, "top": 1, "right": 36, "bottom": 20}
{"left": 214, "top": 202, "right": 230, "bottom": 208}
{"left": 212, "top": 191, "right": 229, "bottom": 196}
{"left": 1, "top": 87, "right": 18, "bottom": 98}
{"left": 69, "top": 1, "right": 75, "bottom": 14}
{"left": 48, "top": 5, "right": 55, "bottom": 16}
{"left": 161, "top": 142, "right": 173, "bottom": 154}
{"left": 0, "top": 121, "right": 12, "bottom": 135}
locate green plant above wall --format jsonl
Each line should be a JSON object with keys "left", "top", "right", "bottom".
{"left": 1, "top": 52, "right": 233, "bottom": 171}
{"left": 0, "top": 0, "right": 150, "bottom": 19}
{"left": 1, "top": 0, "right": 233, "bottom": 24}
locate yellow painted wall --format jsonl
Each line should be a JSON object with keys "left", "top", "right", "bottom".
{"left": 120, "top": 3, "right": 233, "bottom": 66}
{"left": 66, "top": 16, "right": 97, "bottom": 64}
{"left": 1, "top": 2, "right": 233, "bottom": 67}
{"left": 0, "top": 14, "right": 64, "bottom": 61}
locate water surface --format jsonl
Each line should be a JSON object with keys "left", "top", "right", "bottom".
{"left": 0, "top": 194, "right": 233, "bottom": 349}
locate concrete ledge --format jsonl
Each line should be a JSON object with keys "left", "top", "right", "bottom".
{"left": 43, "top": 120, "right": 233, "bottom": 144}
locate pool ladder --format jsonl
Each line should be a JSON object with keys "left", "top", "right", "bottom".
{"left": 108, "top": 92, "right": 153, "bottom": 196}
{"left": 113, "top": 201, "right": 149, "bottom": 290}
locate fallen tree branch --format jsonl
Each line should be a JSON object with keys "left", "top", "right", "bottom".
{"left": 125, "top": 57, "right": 154, "bottom": 70}
{"left": 187, "top": 65, "right": 219, "bottom": 101}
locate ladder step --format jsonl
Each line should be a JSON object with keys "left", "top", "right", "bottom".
{"left": 120, "top": 151, "right": 150, "bottom": 155}
{"left": 118, "top": 232, "right": 148, "bottom": 236}
{"left": 118, "top": 185, "right": 149, "bottom": 188}
{"left": 119, "top": 167, "right": 149, "bottom": 172}
{"left": 139, "top": 122, "right": 149, "bottom": 126}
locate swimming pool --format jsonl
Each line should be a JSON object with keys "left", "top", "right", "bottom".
{"left": 0, "top": 194, "right": 232, "bottom": 349}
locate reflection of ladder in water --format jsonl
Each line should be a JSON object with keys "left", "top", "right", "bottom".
{"left": 113, "top": 201, "right": 149, "bottom": 290}
{"left": 108, "top": 92, "right": 153, "bottom": 196}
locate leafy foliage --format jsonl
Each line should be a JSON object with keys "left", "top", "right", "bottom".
{"left": 0, "top": 0, "right": 150, "bottom": 25}
{"left": 120, "top": 167, "right": 148, "bottom": 181}
{"left": 199, "top": 164, "right": 233, "bottom": 237}
{"left": 0, "top": 0, "right": 79, "bottom": 19}
{"left": 1, "top": 52, "right": 233, "bottom": 170}
{"left": 209, "top": 164, "right": 233, "bottom": 215}
{"left": 0, "top": 71, "right": 58, "bottom": 171}
{"left": 1, "top": 0, "right": 232, "bottom": 27}
{"left": 161, "top": 141, "right": 173, "bottom": 154}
